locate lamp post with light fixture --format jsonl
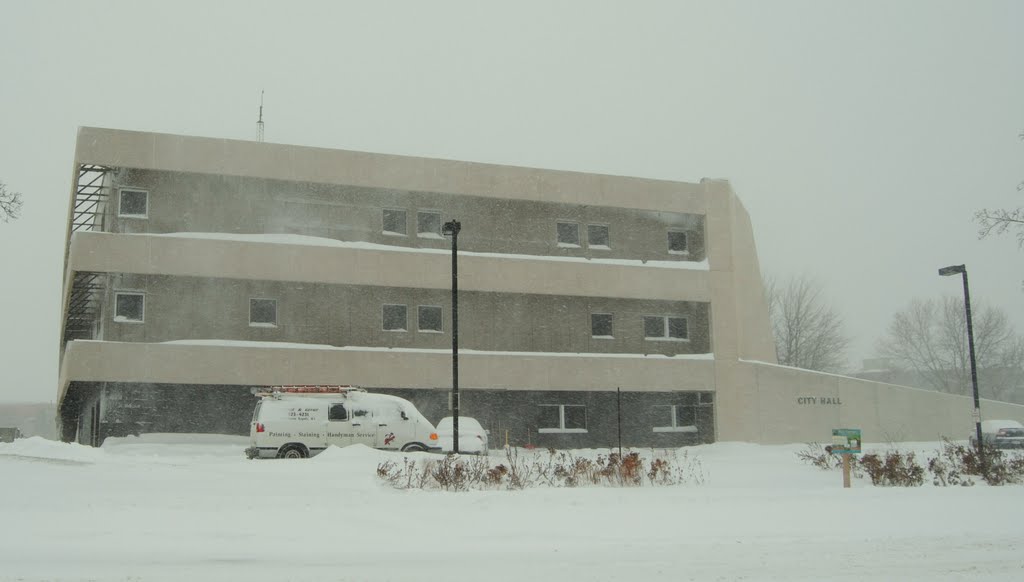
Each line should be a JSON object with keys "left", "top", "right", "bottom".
{"left": 442, "top": 219, "right": 461, "bottom": 454}
{"left": 938, "top": 264, "right": 984, "bottom": 464}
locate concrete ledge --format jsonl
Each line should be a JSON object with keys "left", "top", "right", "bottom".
{"left": 58, "top": 340, "right": 718, "bottom": 403}
{"left": 75, "top": 127, "right": 707, "bottom": 214}
{"left": 66, "top": 231, "right": 713, "bottom": 301}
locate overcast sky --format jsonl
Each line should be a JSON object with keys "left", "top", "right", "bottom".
{"left": 1, "top": 1, "right": 1022, "bottom": 403}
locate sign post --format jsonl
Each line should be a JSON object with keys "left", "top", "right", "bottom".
{"left": 830, "top": 428, "right": 862, "bottom": 489}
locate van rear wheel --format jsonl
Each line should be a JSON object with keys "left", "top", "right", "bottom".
{"left": 401, "top": 443, "right": 427, "bottom": 453}
{"left": 277, "top": 444, "right": 308, "bottom": 459}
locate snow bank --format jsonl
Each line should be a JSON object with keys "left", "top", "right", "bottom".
{"left": 0, "top": 435, "right": 107, "bottom": 463}
{"left": 2, "top": 438, "right": 1023, "bottom": 581}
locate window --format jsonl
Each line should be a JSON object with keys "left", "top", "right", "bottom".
{"left": 591, "top": 313, "right": 613, "bottom": 338}
{"left": 644, "top": 316, "right": 688, "bottom": 340}
{"left": 587, "top": 224, "right": 609, "bottom": 249}
{"left": 418, "top": 305, "right": 443, "bottom": 333}
{"left": 382, "top": 208, "right": 407, "bottom": 236}
{"left": 538, "top": 404, "right": 587, "bottom": 433}
{"left": 556, "top": 221, "right": 580, "bottom": 247}
{"left": 249, "top": 298, "right": 277, "bottom": 327}
{"left": 382, "top": 304, "right": 408, "bottom": 331}
{"left": 114, "top": 292, "right": 144, "bottom": 323}
{"left": 668, "top": 230, "right": 688, "bottom": 254}
{"left": 328, "top": 403, "right": 348, "bottom": 421}
{"left": 118, "top": 188, "right": 148, "bottom": 218}
{"left": 417, "top": 211, "right": 442, "bottom": 238}
{"left": 651, "top": 405, "right": 698, "bottom": 433}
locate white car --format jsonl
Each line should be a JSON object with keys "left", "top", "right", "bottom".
{"left": 246, "top": 386, "right": 440, "bottom": 459}
{"left": 969, "top": 419, "right": 1024, "bottom": 450}
{"left": 435, "top": 416, "right": 488, "bottom": 455}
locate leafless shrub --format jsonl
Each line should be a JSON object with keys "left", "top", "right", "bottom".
{"left": 375, "top": 447, "right": 704, "bottom": 491}
{"left": 859, "top": 451, "right": 925, "bottom": 487}
{"left": 796, "top": 442, "right": 843, "bottom": 470}
{"left": 930, "top": 439, "right": 1024, "bottom": 486}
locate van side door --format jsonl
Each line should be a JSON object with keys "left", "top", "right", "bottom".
{"left": 373, "top": 403, "right": 407, "bottom": 450}
{"left": 325, "top": 402, "right": 353, "bottom": 449}
{"left": 350, "top": 406, "right": 379, "bottom": 448}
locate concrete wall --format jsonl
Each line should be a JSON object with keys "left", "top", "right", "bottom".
{"left": 107, "top": 168, "right": 708, "bottom": 264}
{"left": 746, "top": 361, "right": 1024, "bottom": 443}
{"left": 67, "top": 231, "right": 713, "bottom": 301}
{"left": 58, "top": 341, "right": 718, "bottom": 404}
{"left": 86, "top": 383, "right": 715, "bottom": 449}
{"left": 99, "top": 274, "right": 712, "bottom": 356}
{"left": 74, "top": 127, "right": 707, "bottom": 214}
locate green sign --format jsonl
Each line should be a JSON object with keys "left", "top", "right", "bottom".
{"left": 831, "top": 428, "right": 862, "bottom": 454}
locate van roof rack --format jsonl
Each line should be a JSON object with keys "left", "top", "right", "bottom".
{"left": 251, "top": 385, "right": 366, "bottom": 397}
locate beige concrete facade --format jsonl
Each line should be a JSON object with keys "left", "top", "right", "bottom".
{"left": 58, "top": 127, "right": 1024, "bottom": 445}
{"left": 740, "top": 360, "right": 1024, "bottom": 443}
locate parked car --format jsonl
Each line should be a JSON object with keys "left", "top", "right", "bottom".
{"left": 435, "top": 416, "right": 488, "bottom": 455}
{"left": 969, "top": 419, "right": 1024, "bottom": 449}
{"left": 245, "top": 386, "right": 440, "bottom": 459}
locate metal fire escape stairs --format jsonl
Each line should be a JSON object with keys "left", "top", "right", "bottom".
{"left": 62, "top": 165, "right": 112, "bottom": 345}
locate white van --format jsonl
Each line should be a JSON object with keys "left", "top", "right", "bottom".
{"left": 245, "top": 386, "right": 440, "bottom": 459}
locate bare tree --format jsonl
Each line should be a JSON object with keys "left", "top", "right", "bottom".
{"left": 764, "top": 274, "right": 851, "bottom": 373}
{"left": 974, "top": 129, "right": 1024, "bottom": 247}
{"left": 0, "top": 181, "right": 23, "bottom": 222}
{"left": 876, "top": 296, "right": 1024, "bottom": 400}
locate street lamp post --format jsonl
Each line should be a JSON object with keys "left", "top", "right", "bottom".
{"left": 938, "top": 264, "right": 984, "bottom": 464}
{"left": 442, "top": 220, "right": 461, "bottom": 454}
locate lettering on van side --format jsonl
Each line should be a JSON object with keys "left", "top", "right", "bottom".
{"left": 268, "top": 432, "right": 293, "bottom": 438}
{"left": 298, "top": 432, "right": 322, "bottom": 438}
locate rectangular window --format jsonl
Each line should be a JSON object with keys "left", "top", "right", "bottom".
{"left": 587, "top": 224, "right": 609, "bottom": 249}
{"left": 538, "top": 404, "right": 588, "bottom": 433}
{"left": 417, "top": 211, "right": 442, "bottom": 238}
{"left": 114, "top": 292, "right": 145, "bottom": 323}
{"left": 591, "top": 313, "right": 613, "bottom": 338}
{"left": 668, "top": 230, "right": 688, "bottom": 254}
{"left": 382, "top": 304, "right": 408, "bottom": 331}
{"left": 249, "top": 298, "right": 278, "bottom": 327}
{"left": 556, "top": 221, "right": 580, "bottom": 247}
{"left": 418, "top": 305, "right": 443, "bottom": 333}
{"left": 328, "top": 403, "right": 348, "bottom": 421}
{"left": 644, "top": 316, "right": 689, "bottom": 340}
{"left": 652, "top": 404, "right": 699, "bottom": 433}
{"left": 382, "top": 208, "right": 407, "bottom": 236}
{"left": 118, "top": 188, "right": 148, "bottom": 218}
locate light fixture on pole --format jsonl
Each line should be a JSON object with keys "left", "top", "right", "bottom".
{"left": 938, "top": 264, "right": 984, "bottom": 464}
{"left": 442, "top": 219, "right": 461, "bottom": 454}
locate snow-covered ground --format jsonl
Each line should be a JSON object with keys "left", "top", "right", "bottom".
{"left": 2, "top": 436, "right": 1023, "bottom": 581}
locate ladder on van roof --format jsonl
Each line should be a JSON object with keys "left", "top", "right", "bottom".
{"left": 251, "top": 385, "right": 366, "bottom": 397}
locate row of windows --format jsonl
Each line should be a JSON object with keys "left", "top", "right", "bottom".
{"left": 382, "top": 208, "right": 444, "bottom": 238}
{"left": 113, "top": 292, "right": 691, "bottom": 341}
{"left": 537, "top": 400, "right": 712, "bottom": 433}
{"left": 591, "top": 313, "right": 689, "bottom": 340}
{"left": 556, "top": 221, "right": 688, "bottom": 254}
{"left": 116, "top": 188, "right": 691, "bottom": 255}
{"left": 113, "top": 293, "right": 445, "bottom": 332}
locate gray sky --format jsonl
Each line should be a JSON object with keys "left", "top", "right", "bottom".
{"left": 1, "top": 1, "right": 1022, "bottom": 403}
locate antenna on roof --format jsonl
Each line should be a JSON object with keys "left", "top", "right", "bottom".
{"left": 256, "top": 90, "right": 265, "bottom": 143}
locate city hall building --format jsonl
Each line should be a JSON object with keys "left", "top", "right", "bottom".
{"left": 57, "top": 128, "right": 1024, "bottom": 448}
